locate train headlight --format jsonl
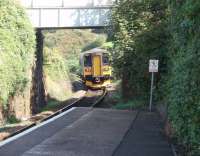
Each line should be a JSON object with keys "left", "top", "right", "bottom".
{"left": 95, "top": 77, "right": 100, "bottom": 82}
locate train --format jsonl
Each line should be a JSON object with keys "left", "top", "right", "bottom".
{"left": 80, "top": 48, "right": 112, "bottom": 89}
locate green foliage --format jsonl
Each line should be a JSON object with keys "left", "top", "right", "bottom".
{"left": 43, "top": 47, "right": 72, "bottom": 100}
{"left": 43, "top": 29, "right": 107, "bottom": 76}
{"left": 112, "top": 0, "right": 200, "bottom": 154}
{"left": 0, "top": 0, "right": 35, "bottom": 107}
{"left": 113, "top": 99, "right": 144, "bottom": 110}
{"left": 82, "top": 37, "right": 106, "bottom": 52}
{"left": 44, "top": 47, "right": 68, "bottom": 81}
{"left": 41, "top": 99, "right": 59, "bottom": 112}
{"left": 101, "top": 42, "right": 114, "bottom": 50}
{"left": 112, "top": 0, "right": 168, "bottom": 98}
{"left": 43, "top": 29, "right": 107, "bottom": 101}
{"left": 7, "top": 115, "right": 20, "bottom": 124}
{"left": 109, "top": 80, "right": 145, "bottom": 110}
{"left": 167, "top": 0, "right": 200, "bottom": 154}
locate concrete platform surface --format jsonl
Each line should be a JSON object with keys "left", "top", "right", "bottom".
{"left": 113, "top": 110, "right": 174, "bottom": 156}
{"left": 0, "top": 107, "right": 135, "bottom": 156}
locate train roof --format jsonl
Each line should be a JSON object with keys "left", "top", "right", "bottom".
{"left": 79, "top": 48, "right": 109, "bottom": 67}
{"left": 80, "top": 48, "right": 108, "bottom": 56}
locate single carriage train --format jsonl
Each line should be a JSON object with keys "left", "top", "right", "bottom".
{"left": 80, "top": 48, "right": 112, "bottom": 89}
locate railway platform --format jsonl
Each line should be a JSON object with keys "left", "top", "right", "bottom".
{"left": 0, "top": 107, "right": 173, "bottom": 156}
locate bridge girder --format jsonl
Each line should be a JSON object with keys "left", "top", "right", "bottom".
{"left": 20, "top": 0, "right": 115, "bottom": 28}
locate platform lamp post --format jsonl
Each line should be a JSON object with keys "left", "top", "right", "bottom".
{"left": 149, "top": 59, "right": 159, "bottom": 112}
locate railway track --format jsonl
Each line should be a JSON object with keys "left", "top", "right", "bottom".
{"left": 75, "top": 88, "right": 107, "bottom": 108}
{"left": 2, "top": 88, "right": 107, "bottom": 141}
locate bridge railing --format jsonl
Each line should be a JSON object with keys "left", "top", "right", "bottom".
{"left": 20, "top": 0, "right": 114, "bottom": 28}
{"left": 20, "top": 0, "right": 115, "bottom": 8}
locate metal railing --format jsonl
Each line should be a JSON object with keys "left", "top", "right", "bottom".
{"left": 20, "top": 0, "right": 115, "bottom": 8}
{"left": 20, "top": 0, "right": 114, "bottom": 28}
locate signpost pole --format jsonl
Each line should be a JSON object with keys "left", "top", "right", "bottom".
{"left": 149, "top": 59, "right": 158, "bottom": 112}
{"left": 149, "top": 72, "right": 154, "bottom": 112}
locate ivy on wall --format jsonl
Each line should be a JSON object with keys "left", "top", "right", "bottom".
{"left": 0, "top": 0, "right": 35, "bottom": 107}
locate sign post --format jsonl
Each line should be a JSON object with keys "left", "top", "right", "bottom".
{"left": 149, "top": 59, "right": 159, "bottom": 112}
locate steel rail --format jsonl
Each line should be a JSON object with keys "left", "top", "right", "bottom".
{"left": 2, "top": 93, "right": 86, "bottom": 141}
{"left": 91, "top": 88, "right": 107, "bottom": 107}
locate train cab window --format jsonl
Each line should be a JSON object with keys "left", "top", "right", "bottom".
{"left": 103, "top": 53, "right": 109, "bottom": 65}
{"left": 84, "top": 55, "right": 92, "bottom": 67}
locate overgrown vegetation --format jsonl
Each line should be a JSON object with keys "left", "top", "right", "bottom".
{"left": 7, "top": 115, "right": 20, "bottom": 124}
{"left": 167, "top": 1, "right": 200, "bottom": 155}
{"left": 112, "top": 0, "right": 200, "bottom": 154}
{"left": 43, "top": 29, "right": 107, "bottom": 101}
{"left": 0, "top": 0, "right": 35, "bottom": 108}
{"left": 41, "top": 99, "right": 60, "bottom": 112}
{"left": 112, "top": 0, "right": 168, "bottom": 99}
{"left": 43, "top": 47, "right": 72, "bottom": 101}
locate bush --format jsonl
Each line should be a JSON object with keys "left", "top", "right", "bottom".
{"left": 167, "top": 1, "right": 200, "bottom": 154}
{"left": 43, "top": 47, "right": 68, "bottom": 81}
{"left": 43, "top": 29, "right": 107, "bottom": 76}
{"left": 112, "top": 0, "right": 168, "bottom": 99}
{"left": 0, "top": 0, "right": 35, "bottom": 107}
{"left": 7, "top": 115, "right": 20, "bottom": 124}
{"left": 112, "top": 0, "right": 200, "bottom": 154}
{"left": 82, "top": 37, "right": 106, "bottom": 52}
{"left": 43, "top": 47, "right": 73, "bottom": 100}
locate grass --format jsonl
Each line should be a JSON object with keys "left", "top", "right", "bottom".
{"left": 111, "top": 80, "right": 145, "bottom": 110}
{"left": 113, "top": 98, "right": 145, "bottom": 110}
{"left": 7, "top": 115, "right": 21, "bottom": 124}
{"left": 41, "top": 100, "right": 60, "bottom": 112}
{"left": 0, "top": 115, "right": 22, "bottom": 132}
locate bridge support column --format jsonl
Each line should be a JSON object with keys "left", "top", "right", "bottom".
{"left": 31, "top": 29, "right": 46, "bottom": 114}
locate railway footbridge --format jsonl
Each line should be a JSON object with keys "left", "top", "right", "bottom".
{"left": 20, "top": 0, "right": 115, "bottom": 29}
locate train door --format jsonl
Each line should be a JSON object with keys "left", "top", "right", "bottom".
{"left": 92, "top": 55, "right": 101, "bottom": 77}
{"left": 84, "top": 55, "right": 92, "bottom": 76}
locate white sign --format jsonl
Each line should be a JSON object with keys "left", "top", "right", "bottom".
{"left": 149, "top": 60, "right": 159, "bottom": 72}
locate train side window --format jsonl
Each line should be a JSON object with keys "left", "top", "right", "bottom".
{"left": 84, "top": 55, "right": 92, "bottom": 67}
{"left": 103, "top": 53, "right": 109, "bottom": 65}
